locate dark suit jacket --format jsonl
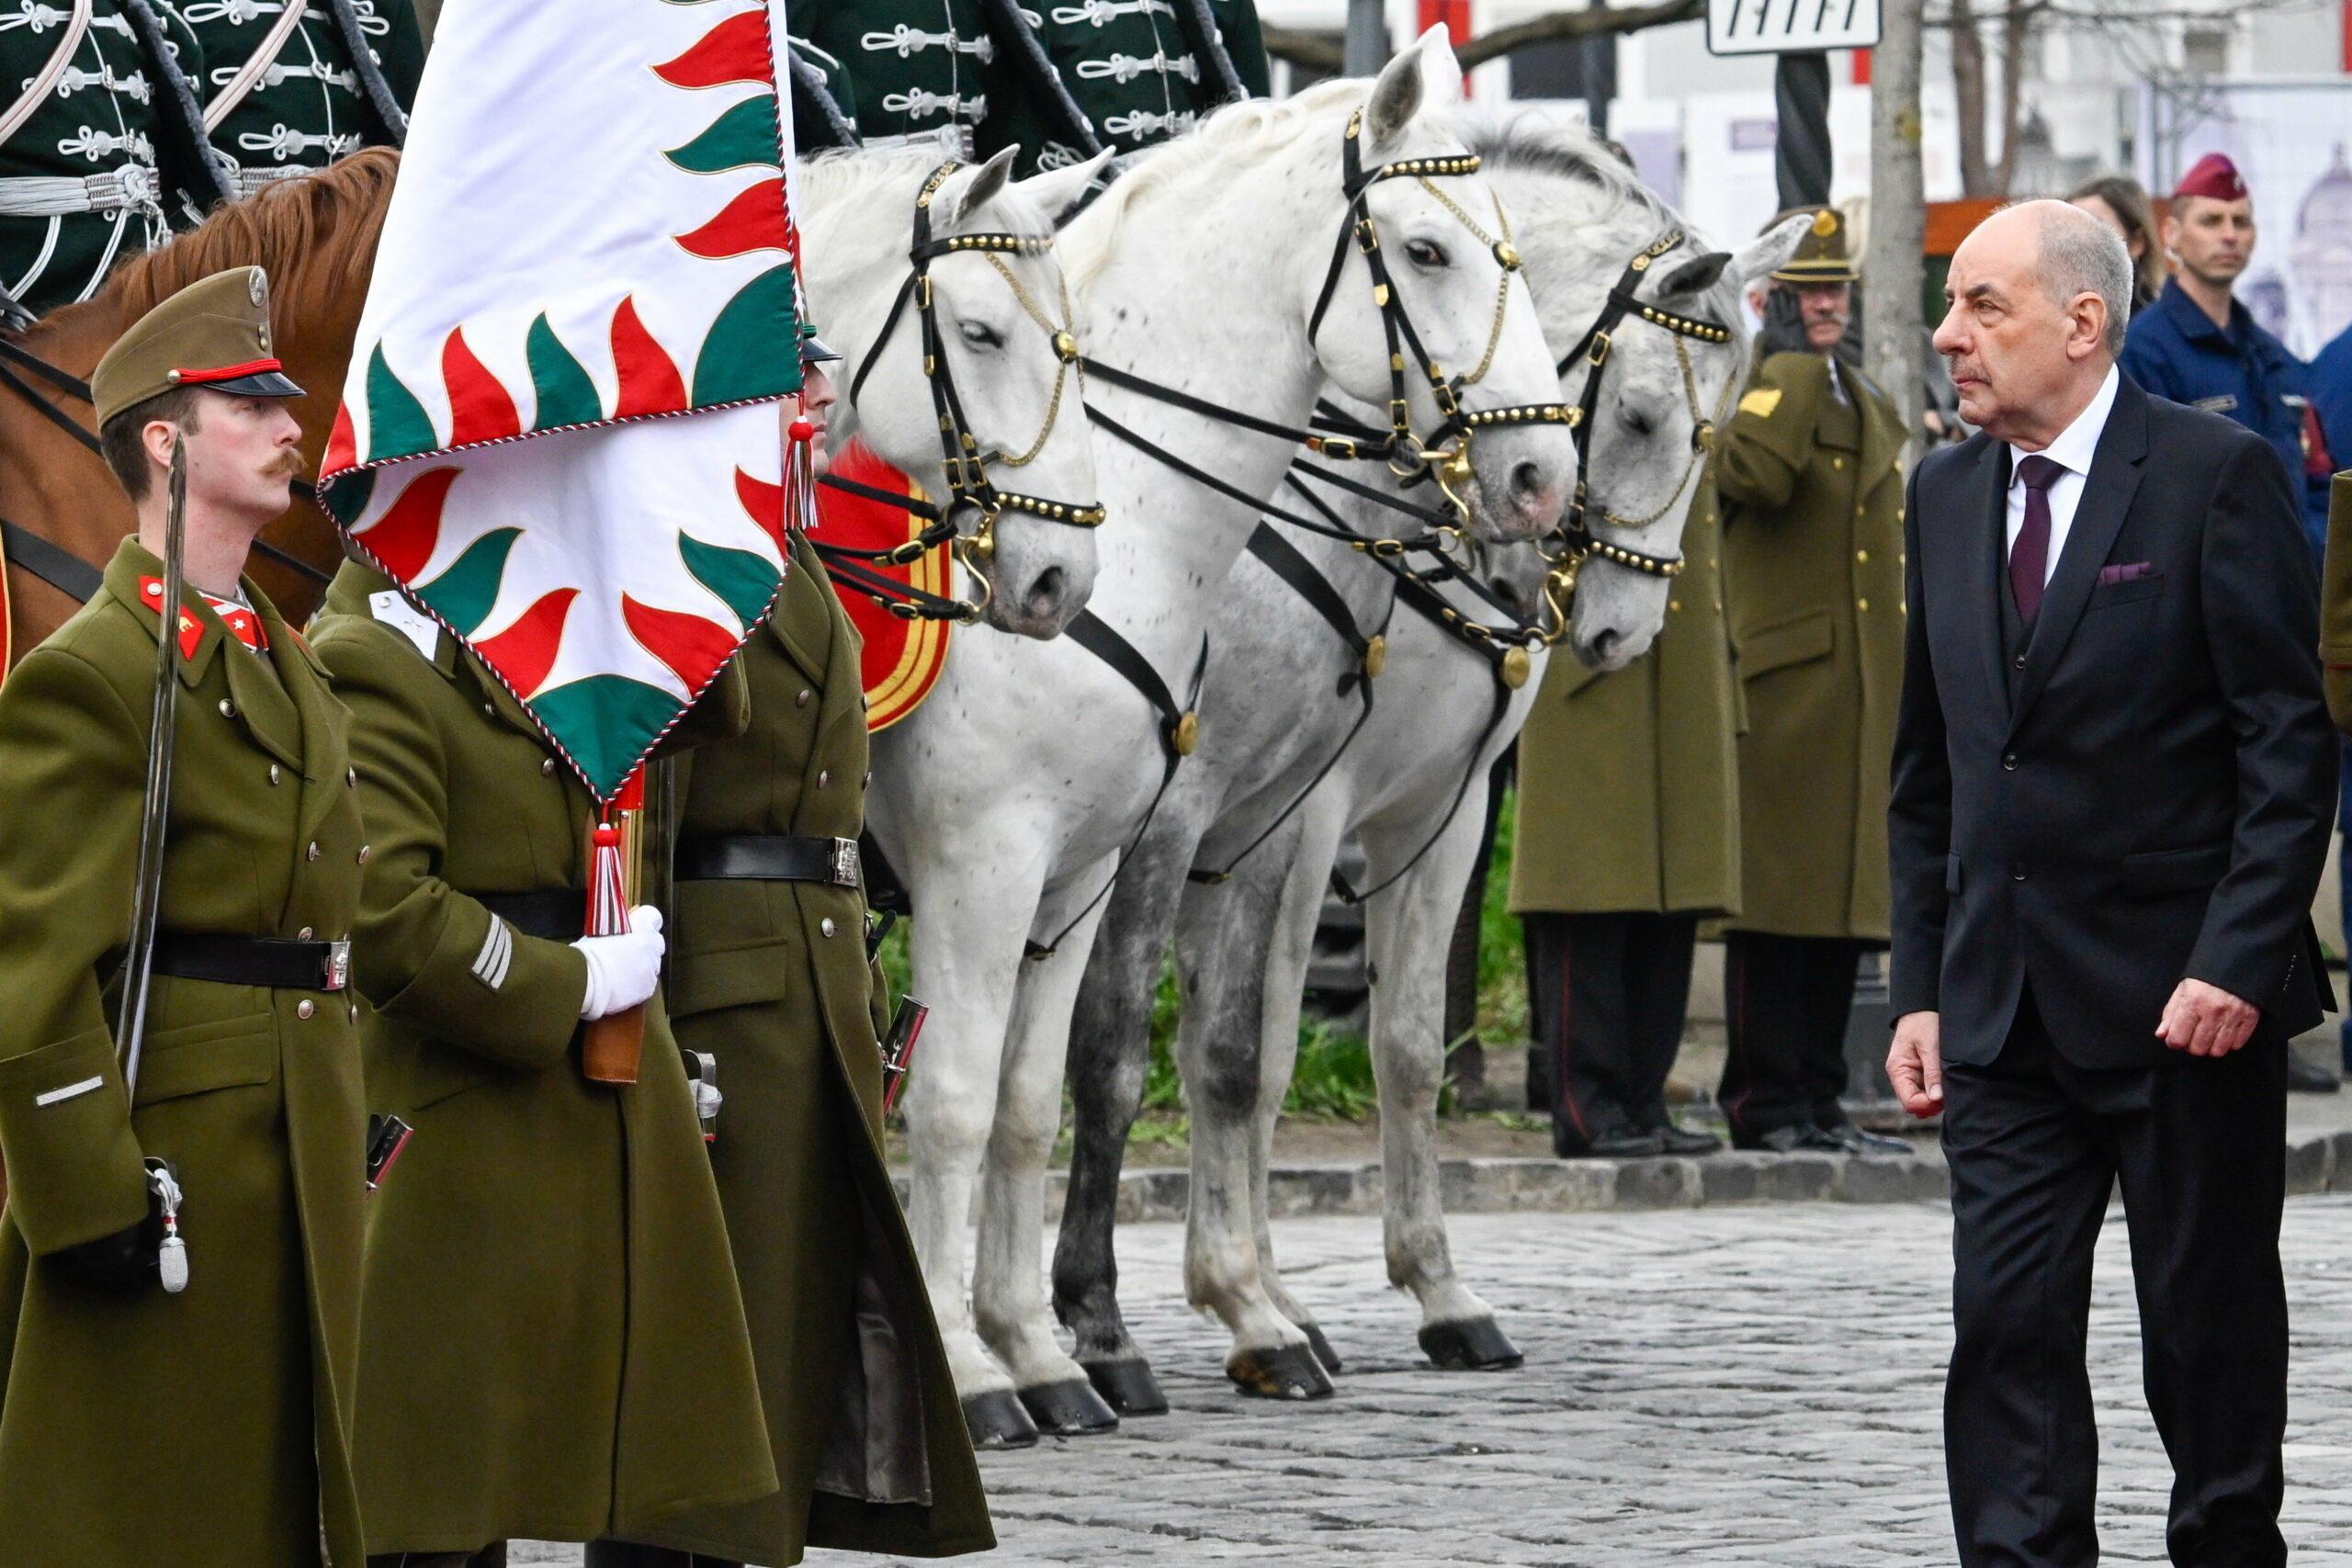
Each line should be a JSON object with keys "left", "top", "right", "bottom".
{"left": 1889, "top": 374, "right": 2338, "bottom": 1068}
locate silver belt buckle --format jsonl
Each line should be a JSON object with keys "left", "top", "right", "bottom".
{"left": 322, "top": 939, "right": 352, "bottom": 993}
{"left": 830, "top": 838, "right": 862, "bottom": 888}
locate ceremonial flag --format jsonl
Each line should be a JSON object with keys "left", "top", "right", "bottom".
{"left": 318, "top": 0, "right": 803, "bottom": 799}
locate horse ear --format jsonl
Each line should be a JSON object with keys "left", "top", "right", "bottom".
{"left": 1364, "top": 32, "right": 1432, "bottom": 150}
{"left": 1727, "top": 213, "right": 1813, "bottom": 288}
{"left": 1012, "top": 149, "right": 1114, "bottom": 230}
{"left": 942, "top": 146, "right": 1021, "bottom": 226}
{"left": 1658, "top": 251, "right": 1733, "bottom": 296}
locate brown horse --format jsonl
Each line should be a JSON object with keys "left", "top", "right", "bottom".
{"left": 0, "top": 149, "right": 400, "bottom": 665}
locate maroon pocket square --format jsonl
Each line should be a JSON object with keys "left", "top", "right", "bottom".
{"left": 2097, "top": 561, "right": 2154, "bottom": 585}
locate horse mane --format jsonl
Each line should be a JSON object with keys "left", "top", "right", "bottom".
{"left": 1062, "top": 78, "right": 1367, "bottom": 291}
{"left": 54, "top": 147, "right": 401, "bottom": 330}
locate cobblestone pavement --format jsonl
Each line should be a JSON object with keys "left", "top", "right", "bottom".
{"left": 517, "top": 1196, "right": 2352, "bottom": 1566}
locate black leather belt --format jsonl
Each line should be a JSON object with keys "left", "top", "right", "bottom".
{"left": 153, "top": 931, "right": 350, "bottom": 992}
{"left": 473, "top": 889, "right": 586, "bottom": 942}
{"left": 675, "top": 834, "right": 862, "bottom": 888}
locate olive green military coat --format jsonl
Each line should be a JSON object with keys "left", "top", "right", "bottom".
{"left": 185, "top": 0, "right": 421, "bottom": 196}
{"left": 2322, "top": 472, "right": 2352, "bottom": 733}
{"left": 622, "top": 535, "right": 992, "bottom": 1565}
{"left": 0, "top": 540, "right": 368, "bottom": 1568}
{"left": 0, "top": 2, "right": 217, "bottom": 313}
{"left": 1715, "top": 350, "right": 1906, "bottom": 942}
{"left": 309, "top": 563, "right": 775, "bottom": 1555}
{"left": 1510, "top": 480, "right": 1742, "bottom": 917}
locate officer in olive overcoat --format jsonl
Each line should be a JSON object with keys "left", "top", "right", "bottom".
{"left": 181, "top": 0, "right": 420, "bottom": 198}
{"left": 309, "top": 565, "right": 776, "bottom": 1564}
{"left": 588, "top": 339, "right": 993, "bottom": 1568}
{"left": 1510, "top": 472, "right": 1738, "bottom": 1159}
{"left": 0, "top": 0, "right": 225, "bottom": 316}
{"left": 1713, "top": 207, "right": 1910, "bottom": 1156}
{"left": 0, "top": 266, "right": 369, "bottom": 1566}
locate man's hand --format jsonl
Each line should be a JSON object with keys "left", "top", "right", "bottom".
{"left": 1887, "top": 1010, "right": 1945, "bottom": 1118}
{"left": 2155, "top": 977, "right": 2260, "bottom": 1056}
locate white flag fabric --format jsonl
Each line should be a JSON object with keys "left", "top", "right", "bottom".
{"left": 318, "top": 0, "right": 802, "bottom": 797}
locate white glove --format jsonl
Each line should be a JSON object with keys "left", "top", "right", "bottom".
{"left": 573, "top": 906, "right": 665, "bottom": 1020}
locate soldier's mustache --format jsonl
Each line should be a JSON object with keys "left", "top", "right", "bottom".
{"left": 264, "top": 449, "right": 306, "bottom": 479}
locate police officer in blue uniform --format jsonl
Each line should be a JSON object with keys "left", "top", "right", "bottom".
{"left": 2121, "top": 152, "right": 2333, "bottom": 555}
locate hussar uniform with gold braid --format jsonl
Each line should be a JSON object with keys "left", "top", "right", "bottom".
{"left": 997, "top": 0, "right": 1267, "bottom": 164}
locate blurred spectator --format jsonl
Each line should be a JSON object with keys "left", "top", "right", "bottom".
{"left": 1713, "top": 208, "right": 1912, "bottom": 1156}
{"left": 2069, "top": 173, "right": 2164, "bottom": 311}
{"left": 2121, "top": 153, "right": 2335, "bottom": 558}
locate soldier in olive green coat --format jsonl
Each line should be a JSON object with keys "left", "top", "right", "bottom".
{"left": 592, "top": 351, "right": 992, "bottom": 1568}
{"left": 0, "top": 269, "right": 368, "bottom": 1565}
{"left": 1713, "top": 207, "right": 1910, "bottom": 1154}
{"left": 1509, "top": 478, "right": 1738, "bottom": 1158}
{"left": 310, "top": 563, "right": 775, "bottom": 1563}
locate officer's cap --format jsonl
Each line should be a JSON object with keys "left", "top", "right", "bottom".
{"left": 93, "top": 266, "right": 305, "bottom": 428}
{"left": 1766, "top": 207, "right": 1860, "bottom": 285}
{"left": 800, "top": 322, "right": 842, "bottom": 366}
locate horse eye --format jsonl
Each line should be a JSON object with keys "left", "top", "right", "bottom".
{"left": 958, "top": 319, "right": 1005, "bottom": 349}
{"left": 1405, "top": 238, "right": 1448, "bottom": 268}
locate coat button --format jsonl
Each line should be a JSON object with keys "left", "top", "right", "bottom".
{"left": 357, "top": 845, "right": 371, "bottom": 863}
{"left": 2002, "top": 753, "right": 2018, "bottom": 771}
{"left": 1832, "top": 456, "right": 1846, "bottom": 469}
{"left": 297, "top": 999, "right": 315, "bottom": 1020}
{"left": 219, "top": 698, "right": 236, "bottom": 718}
{"left": 268, "top": 763, "right": 281, "bottom": 785}
{"left": 1857, "top": 598, "right": 1869, "bottom": 612}
{"left": 1856, "top": 549, "right": 1869, "bottom": 562}
{"left": 797, "top": 688, "right": 812, "bottom": 708}
{"left": 820, "top": 918, "right": 837, "bottom": 938}
{"left": 817, "top": 770, "right": 831, "bottom": 789}
{"left": 541, "top": 757, "right": 556, "bottom": 775}
{"left": 306, "top": 841, "right": 320, "bottom": 861}
{"left": 2014, "top": 652, "right": 2027, "bottom": 670}
{"left": 2011, "top": 862, "right": 2029, "bottom": 882}
{"left": 298, "top": 926, "right": 313, "bottom": 940}
{"left": 1668, "top": 600, "right": 1682, "bottom": 613}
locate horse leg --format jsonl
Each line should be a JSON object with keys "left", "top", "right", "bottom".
{"left": 1052, "top": 823, "right": 1196, "bottom": 1416}
{"left": 899, "top": 863, "right": 1049, "bottom": 1450}
{"left": 1247, "top": 803, "right": 1348, "bottom": 1376}
{"left": 972, "top": 888, "right": 1122, "bottom": 1436}
{"left": 1359, "top": 788, "right": 1522, "bottom": 1371}
{"left": 1173, "top": 837, "right": 1329, "bottom": 1400}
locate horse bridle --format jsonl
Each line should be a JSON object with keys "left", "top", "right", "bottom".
{"left": 834, "top": 158, "right": 1104, "bottom": 617}
{"left": 1299, "top": 108, "right": 1578, "bottom": 519}
{"left": 1539, "top": 230, "right": 1738, "bottom": 594}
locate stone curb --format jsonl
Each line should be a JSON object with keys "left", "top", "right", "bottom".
{"left": 895, "top": 1131, "right": 2352, "bottom": 1222}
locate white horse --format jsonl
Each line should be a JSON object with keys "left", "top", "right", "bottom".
{"left": 1053, "top": 113, "right": 1811, "bottom": 1405}
{"left": 869, "top": 37, "right": 1583, "bottom": 1448}
{"left": 798, "top": 142, "right": 1111, "bottom": 637}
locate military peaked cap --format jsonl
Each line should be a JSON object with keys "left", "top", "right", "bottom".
{"left": 93, "top": 266, "right": 305, "bottom": 427}
{"left": 1767, "top": 206, "right": 1860, "bottom": 285}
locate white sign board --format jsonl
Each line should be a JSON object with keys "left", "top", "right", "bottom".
{"left": 1706, "top": 0, "right": 1883, "bottom": 56}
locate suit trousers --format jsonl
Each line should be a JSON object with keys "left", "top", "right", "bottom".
{"left": 1718, "top": 931, "right": 1867, "bottom": 1139}
{"left": 1942, "top": 988, "right": 2288, "bottom": 1568}
{"left": 1522, "top": 912, "right": 1698, "bottom": 1152}
{"left": 582, "top": 1542, "right": 741, "bottom": 1567}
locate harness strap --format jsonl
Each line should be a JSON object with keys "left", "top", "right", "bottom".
{"left": 0, "top": 357, "right": 101, "bottom": 451}
{"left": 1, "top": 517, "right": 103, "bottom": 601}
{"left": 1186, "top": 523, "right": 1389, "bottom": 886}
{"left": 818, "top": 468, "right": 945, "bottom": 522}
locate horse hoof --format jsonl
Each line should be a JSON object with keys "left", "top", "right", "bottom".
{"left": 1226, "top": 1342, "right": 1334, "bottom": 1401}
{"left": 1300, "top": 1321, "right": 1344, "bottom": 1375}
{"left": 1419, "top": 1316, "right": 1524, "bottom": 1371}
{"left": 1083, "top": 1358, "right": 1170, "bottom": 1416}
{"left": 1018, "top": 1379, "right": 1121, "bottom": 1436}
{"left": 963, "top": 1389, "right": 1042, "bottom": 1450}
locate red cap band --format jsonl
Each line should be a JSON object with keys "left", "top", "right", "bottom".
{"left": 172, "top": 356, "right": 287, "bottom": 386}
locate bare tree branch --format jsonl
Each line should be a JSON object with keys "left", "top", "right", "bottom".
{"left": 1262, "top": 0, "right": 1705, "bottom": 77}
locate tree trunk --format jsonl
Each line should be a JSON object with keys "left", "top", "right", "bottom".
{"left": 1866, "top": 0, "right": 1928, "bottom": 457}
{"left": 1948, "top": 0, "right": 1993, "bottom": 197}
{"left": 1993, "top": 0, "right": 2031, "bottom": 196}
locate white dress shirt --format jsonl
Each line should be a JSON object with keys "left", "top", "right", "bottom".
{"left": 2004, "top": 365, "right": 2120, "bottom": 587}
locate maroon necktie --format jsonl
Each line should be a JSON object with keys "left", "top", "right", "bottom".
{"left": 2009, "top": 455, "right": 2064, "bottom": 623}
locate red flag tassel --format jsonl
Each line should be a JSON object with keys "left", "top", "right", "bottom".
{"left": 783, "top": 400, "right": 820, "bottom": 536}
